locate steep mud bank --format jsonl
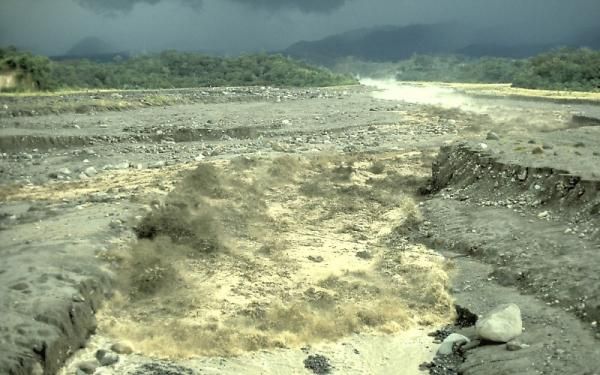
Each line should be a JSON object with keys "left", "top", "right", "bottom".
{"left": 413, "top": 132, "right": 600, "bottom": 374}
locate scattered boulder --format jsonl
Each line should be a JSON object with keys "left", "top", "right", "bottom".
{"left": 437, "top": 333, "right": 470, "bottom": 355}
{"left": 84, "top": 166, "right": 97, "bottom": 177}
{"left": 96, "top": 349, "right": 119, "bottom": 366}
{"left": 77, "top": 361, "right": 98, "bottom": 374}
{"left": 537, "top": 211, "right": 550, "bottom": 219}
{"left": 486, "top": 132, "right": 500, "bottom": 141}
{"left": 113, "top": 162, "right": 130, "bottom": 170}
{"left": 110, "top": 342, "right": 133, "bottom": 354}
{"left": 532, "top": 146, "right": 544, "bottom": 155}
{"left": 58, "top": 167, "right": 72, "bottom": 176}
{"left": 149, "top": 160, "right": 166, "bottom": 169}
{"left": 271, "top": 142, "right": 289, "bottom": 152}
{"left": 476, "top": 304, "right": 522, "bottom": 342}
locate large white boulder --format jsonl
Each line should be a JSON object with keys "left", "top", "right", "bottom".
{"left": 476, "top": 303, "right": 522, "bottom": 342}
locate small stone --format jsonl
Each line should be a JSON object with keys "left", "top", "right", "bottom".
{"left": 517, "top": 169, "right": 528, "bottom": 181}
{"left": 194, "top": 155, "right": 205, "bottom": 162}
{"left": 532, "top": 146, "right": 544, "bottom": 155}
{"left": 149, "top": 161, "right": 166, "bottom": 169}
{"left": 538, "top": 211, "right": 549, "bottom": 219}
{"left": 110, "top": 343, "right": 133, "bottom": 354}
{"left": 77, "top": 361, "right": 98, "bottom": 374}
{"left": 506, "top": 341, "right": 530, "bottom": 351}
{"left": 113, "top": 162, "right": 130, "bottom": 170}
{"left": 308, "top": 255, "right": 324, "bottom": 263}
{"left": 109, "top": 219, "right": 123, "bottom": 229}
{"left": 486, "top": 132, "right": 500, "bottom": 141}
{"left": 479, "top": 143, "right": 488, "bottom": 150}
{"left": 574, "top": 142, "right": 585, "bottom": 148}
{"left": 542, "top": 144, "right": 553, "bottom": 150}
{"left": 95, "top": 349, "right": 108, "bottom": 361}
{"left": 476, "top": 303, "right": 523, "bottom": 342}
{"left": 58, "top": 167, "right": 72, "bottom": 175}
{"left": 84, "top": 167, "right": 97, "bottom": 177}
{"left": 271, "top": 142, "right": 288, "bottom": 152}
{"left": 437, "top": 333, "right": 470, "bottom": 355}
{"left": 96, "top": 349, "right": 119, "bottom": 366}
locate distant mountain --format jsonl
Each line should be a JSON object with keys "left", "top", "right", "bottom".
{"left": 53, "top": 36, "right": 129, "bottom": 61}
{"left": 285, "top": 23, "right": 472, "bottom": 65}
{"left": 66, "top": 37, "right": 116, "bottom": 56}
{"left": 284, "top": 23, "right": 600, "bottom": 65}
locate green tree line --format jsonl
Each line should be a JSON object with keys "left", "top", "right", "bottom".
{"left": 333, "top": 48, "right": 600, "bottom": 92}
{"left": 3, "top": 47, "right": 599, "bottom": 92}
{"left": 394, "top": 48, "right": 600, "bottom": 91}
{"left": 0, "top": 48, "right": 356, "bottom": 92}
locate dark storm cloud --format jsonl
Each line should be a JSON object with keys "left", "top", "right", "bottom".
{"left": 76, "top": 0, "right": 202, "bottom": 14}
{"left": 228, "top": 0, "right": 349, "bottom": 13}
{"left": 1, "top": 0, "right": 600, "bottom": 56}
{"left": 76, "top": 0, "right": 348, "bottom": 14}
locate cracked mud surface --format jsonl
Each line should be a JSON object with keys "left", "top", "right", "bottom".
{"left": 1, "top": 82, "right": 599, "bottom": 374}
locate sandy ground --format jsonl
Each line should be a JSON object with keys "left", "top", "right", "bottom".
{"left": 1, "top": 80, "right": 599, "bottom": 374}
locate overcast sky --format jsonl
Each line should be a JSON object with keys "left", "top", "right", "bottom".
{"left": 1, "top": 0, "right": 599, "bottom": 55}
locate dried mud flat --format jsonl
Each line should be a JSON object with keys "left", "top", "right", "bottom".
{"left": 1, "top": 82, "right": 599, "bottom": 375}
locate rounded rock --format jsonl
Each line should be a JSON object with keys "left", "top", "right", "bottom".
{"left": 486, "top": 132, "right": 500, "bottom": 141}
{"left": 437, "top": 333, "right": 470, "bottom": 355}
{"left": 77, "top": 361, "right": 98, "bottom": 374}
{"left": 476, "top": 303, "right": 522, "bottom": 342}
{"left": 110, "top": 342, "right": 133, "bottom": 354}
